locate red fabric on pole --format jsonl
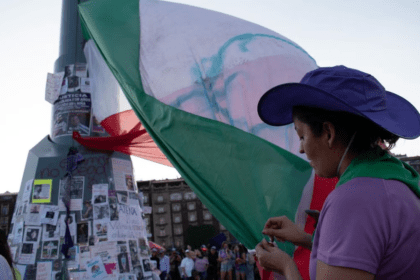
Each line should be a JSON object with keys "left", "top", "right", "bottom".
{"left": 292, "top": 175, "right": 338, "bottom": 280}
{"left": 73, "top": 110, "right": 172, "bottom": 167}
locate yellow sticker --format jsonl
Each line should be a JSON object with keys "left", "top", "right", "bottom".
{"left": 32, "top": 179, "right": 52, "bottom": 203}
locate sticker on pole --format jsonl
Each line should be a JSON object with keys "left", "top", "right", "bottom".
{"left": 32, "top": 179, "right": 52, "bottom": 203}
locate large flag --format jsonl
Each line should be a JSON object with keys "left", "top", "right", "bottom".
{"left": 78, "top": 0, "right": 317, "bottom": 257}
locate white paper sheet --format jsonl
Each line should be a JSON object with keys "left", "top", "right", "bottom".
{"left": 42, "top": 223, "right": 60, "bottom": 241}
{"left": 40, "top": 206, "right": 59, "bottom": 225}
{"left": 60, "top": 213, "right": 76, "bottom": 237}
{"left": 59, "top": 177, "right": 84, "bottom": 211}
{"left": 18, "top": 243, "right": 38, "bottom": 265}
{"left": 111, "top": 159, "right": 133, "bottom": 191}
{"left": 23, "top": 226, "right": 41, "bottom": 244}
{"left": 25, "top": 204, "right": 43, "bottom": 226}
{"left": 108, "top": 205, "right": 144, "bottom": 241}
{"left": 45, "top": 72, "right": 65, "bottom": 104}
{"left": 36, "top": 261, "right": 52, "bottom": 280}
{"left": 41, "top": 240, "right": 59, "bottom": 259}
{"left": 87, "top": 256, "right": 107, "bottom": 279}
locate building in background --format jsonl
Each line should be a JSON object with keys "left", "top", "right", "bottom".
{"left": 398, "top": 156, "right": 420, "bottom": 174}
{"left": 0, "top": 192, "right": 18, "bottom": 234}
{"left": 137, "top": 178, "right": 236, "bottom": 249}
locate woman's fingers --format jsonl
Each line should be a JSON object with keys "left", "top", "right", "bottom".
{"left": 262, "top": 228, "right": 277, "bottom": 236}
{"left": 275, "top": 237, "right": 285, "bottom": 243}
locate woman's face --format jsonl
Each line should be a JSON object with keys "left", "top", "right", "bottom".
{"left": 294, "top": 117, "right": 339, "bottom": 178}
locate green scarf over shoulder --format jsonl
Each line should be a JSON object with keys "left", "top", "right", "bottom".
{"left": 336, "top": 147, "right": 420, "bottom": 199}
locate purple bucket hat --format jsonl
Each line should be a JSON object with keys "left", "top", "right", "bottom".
{"left": 258, "top": 65, "right": 420, "bottom": 139}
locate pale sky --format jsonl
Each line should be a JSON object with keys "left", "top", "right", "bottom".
{"left": 0, "top": 0, "right": 419, "bottom": 193}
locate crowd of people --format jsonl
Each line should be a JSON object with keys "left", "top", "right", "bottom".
{"left": 150, "top": 242, "right": 258, "bottom": 280}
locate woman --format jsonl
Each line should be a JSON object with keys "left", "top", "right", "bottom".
{"left": 194, "top": 250, "right": 209, "bottom": 280}
{"left": 217, "top": 242, "right": 232, "bottom": 280}
{"left": 256, "top": 66, "right": 420, "bottom": 279}
{"left": 233, "top": 245, "right": 246, "bottom": 280}
{"left": 170, "top": 249, "right": 182, "bottom": 280}
{"left": 245, "top": 247, "right": 255, "bottom": 280}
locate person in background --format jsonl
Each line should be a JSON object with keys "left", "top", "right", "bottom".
{"left": 200, "top": 245, "right": 208, "bottom": 257}
{"left": 151, "top": 248, "right": 161, "bottom": 270}
{"left": 150, "top": 260, "right": 162, "bottom": 280}
{"left": 218, "top": 242, "right": 232, "bottom": 280}
{"left": 228, "top": 244, "right": 236, "bottom": 279}
{"left": 245, "top": 248, "right": 255, "bottom": 280}
{"left": 180, "top": 249, "right": 195, "bottom": 280}
{"left": 207, "top": 246, "right": 218, "bottom": 280}
{"left": 233, "top": 245, "right": 246, "bottom": 280}
{"left": 170, "top": 248, "right": 182, "bottom": 280}
{"left": 159, "top": 249, "right": 170, "bottom": 280}
{"left": 0, "top": 230, "right": 19, "bottom": 280}
{"left": 194, "top": 249, "right": 209, "bottom": 280}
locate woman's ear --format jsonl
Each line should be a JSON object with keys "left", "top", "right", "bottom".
{"left": 323, "top": 122, "right": 336, "bottom": 149}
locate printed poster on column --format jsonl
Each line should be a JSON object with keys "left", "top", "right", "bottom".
{"left": 22, "top": 179, "right": 34, "bottom": 202}
{"left": 36, "top": 261, "right": 52, "bottom": 280}
{"left": 87, "top": 256, "right": 107, "bottom": 279}
{"left": 23, "top": 226, "right": 41, "bottom": 244}
{"left": 45, "top": 72, "right": 65, "bottom": 104}
{"left": 10, "top": 246, "right": 18, "bottom": 261}
{"left": 25, "top": 204, "right": 43, "bottom": 225}
{"left": 41, "top": 240, "right": 59, "bottom": 259}
{"left": 13, "top": 221, "right": 24, "bottom": 245}
{"left": 93, "top": 219, "right": 109, "bottom": 243}
{"left": 69, "top": 271, "right": 90, "bottom": 280}
{"left": 59, "top": 213, "right": 76, "bottom": 237}
{"left": 42, "top": 223, "right": 60, "bottom": 241}
{"left": 91, "top": 241, "right": 118, "bottom": 264}
{"left": 62, "top": 245, "right": 79, "bottom": 270}
{"left": 76, "top": 222, "right": 90, "bottom": 244}
{"left": 32, "top": 179, "right": 52, "bottom": 203}
{"left": 75, "top": 63, "right": 88, "bottom": 78}
{"left": 111, "top": 159, "right": 134, "bottom": 191}
{"left": 58, "top": 176, "right": 84, "bottom": 211}
{"left": 40, "top": 206, "right": 59, "bottom": 225}
{"left": 53, "top": 91, "right": 91, "bottom": 138}
{"left": 79, "top": 245, "right": 91, "bottom": 270}
{"left": 108, "top": 204, "right": 143, "bottom": 241}
{"left": 18, "top": 243, "right": 38, "bottom": 265}
{"left": 128, "top": 192, "right": 140, "bottom": 206}
{"left": 92, "top": 184, "right": 108, "bottom": 204}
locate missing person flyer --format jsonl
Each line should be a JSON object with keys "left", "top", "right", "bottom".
{"left": 87, "top": 256, "right": 107, "bottom": 279}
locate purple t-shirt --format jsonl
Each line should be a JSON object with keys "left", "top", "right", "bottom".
{"left": 310, "top": 177, "right": 420, "bottom": 279}
{"left": 195, "top": 257, "right": 209, "bottom": 272}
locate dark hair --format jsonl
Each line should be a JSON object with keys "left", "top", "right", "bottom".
{"left": 240, "top": 244, "right": 248, "bottom": 254}
{"left": 0, "top": 230, "right": 16, "bottom": 279}
{"left": 293, "top": 106, "right": 399, "bottom": 153}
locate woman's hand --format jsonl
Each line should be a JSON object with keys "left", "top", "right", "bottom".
{"left": 255, "top": 239, "right": 302, "bottom": 280}
{"left": 262, "top": 216, "right": 312, "bottom": 250}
